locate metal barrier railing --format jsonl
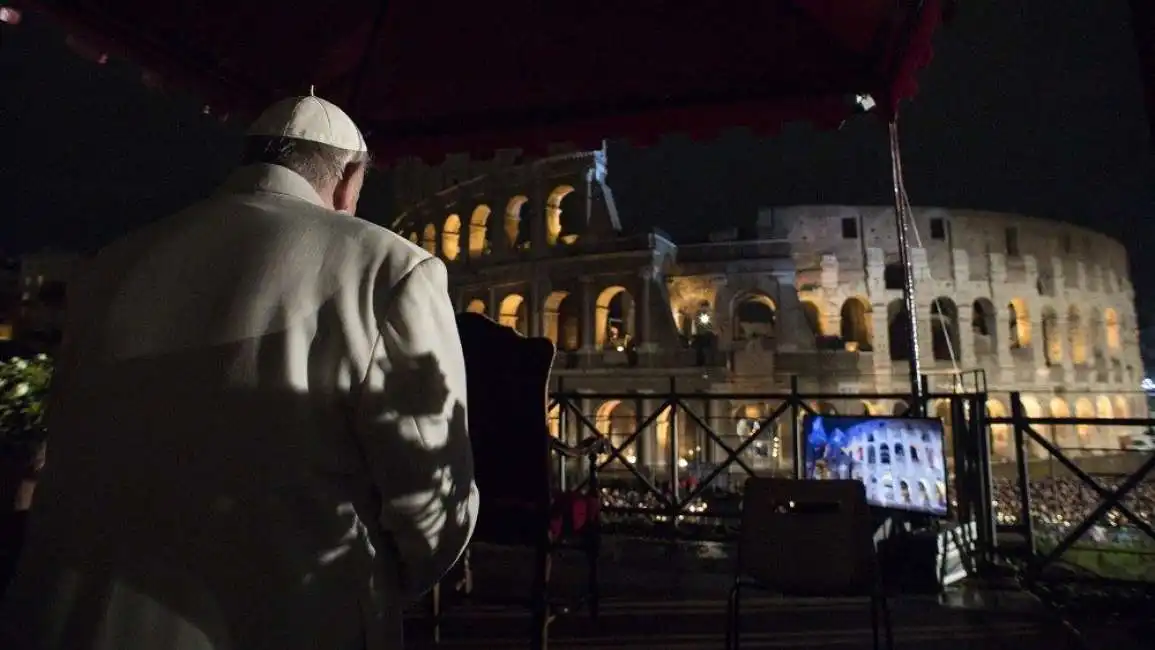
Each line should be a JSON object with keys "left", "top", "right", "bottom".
{"left": 547, "top": 378, "right": 990, "bottom": 539}
{"left": 989, "top": 392, "right": 1155, "bottom": 584}
{"left": 544, "top": 382, "right": 1155, "bottom": 586}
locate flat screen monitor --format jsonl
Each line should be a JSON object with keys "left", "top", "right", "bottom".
{"left": 801, "top": 414, "right": 950, "bottom": 517}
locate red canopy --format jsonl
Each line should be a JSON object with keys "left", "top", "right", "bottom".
{"left": 16, "top": 0, "right": 945, "bottom": 163}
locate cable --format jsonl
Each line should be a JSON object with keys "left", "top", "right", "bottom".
{"left": 889, "top": 122, "right": 964, "bottom": 387}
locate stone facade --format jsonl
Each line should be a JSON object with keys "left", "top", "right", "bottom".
{"left": 391, "top": 151, "right": 1145, "bottom": 473}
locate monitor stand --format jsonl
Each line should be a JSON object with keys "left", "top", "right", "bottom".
{"left": 871, "top": 509, "right": 971, "bottom": 594}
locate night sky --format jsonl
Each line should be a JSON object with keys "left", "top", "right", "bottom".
{"left": 2, "top": 2, "right": 1153, "bottom": 316}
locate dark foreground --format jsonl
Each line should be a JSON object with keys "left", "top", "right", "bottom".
{"left": 403, "top": 540, "right": 1115, "bottom": 650}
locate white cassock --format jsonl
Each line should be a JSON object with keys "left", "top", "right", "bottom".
{"left": 0, "top": 164, "right": 479, "bottom": 650}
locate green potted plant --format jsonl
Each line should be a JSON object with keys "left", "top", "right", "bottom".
{"left": 0, "top": 355, "right": 53, "bottom": 511}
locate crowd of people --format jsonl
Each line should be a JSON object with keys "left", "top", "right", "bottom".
{"left": 991, "top": 476, "right": 1155, "bottom": 546}
{"left": 596, "top": 474, "right": 1155, "bottom": 548}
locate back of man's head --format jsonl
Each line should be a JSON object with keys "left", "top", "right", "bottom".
{"left": 241, "top": 95, "right": 371, "bottom": 213}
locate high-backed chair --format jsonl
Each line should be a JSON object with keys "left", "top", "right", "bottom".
{"left": 434, "top": 313, "right": 604, "bottom": 649}
{"left": 726, "top": 477, "right": 893, "bottom": 650}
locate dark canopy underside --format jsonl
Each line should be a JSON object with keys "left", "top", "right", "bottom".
{"left": 18, "top": 0, "right": 946, "bottom": 163}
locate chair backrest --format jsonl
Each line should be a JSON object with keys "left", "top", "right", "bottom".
{"left": 455, "top": 313, "right": 556, "bottom": 537}
{"left": 737, "top": 477, "right": 877, "bottom": 597}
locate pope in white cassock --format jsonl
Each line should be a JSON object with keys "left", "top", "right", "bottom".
{"left": 0, "top": 96, "right": 478, "bottom": 650}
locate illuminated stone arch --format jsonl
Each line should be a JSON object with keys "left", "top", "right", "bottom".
{"left": 1008, "top": 298, "right": 1031, "bottom": 349}
{"left": 543, "top": 290, "right": 582, "bottom": 351}
{"left": 441, "top": 213, "right": 462, "bottom": 261}
{"left": 1113, "top": 393, "right": 1133, "bottom": 441}
{"left": 677, "top": 300, "right": 715, "bottom": 337}
{"left": 673, "top": 307, "right": 690, "bottom": 337}
{"left": 468, "top": 205, "right": 491, "bottom": 258}
{"left": 1073, "top": 397, "right": 1095, "bottom": 450}
{"left": 505, "top": 196, "right": 528, "bottom": 249}
{"left": 1113, "top": 395, "right": 1129, "bottom": 419}
{"left": 464, "top": 299, "right": 486, "bottom": 315}
{"left": 547, "top": 402, "right": 560, "bottom": 438}
{"left": 986, "top": 398, "right": 1010, "bottom": 460}
{"left": 1094, "top": 397, "right": 1113, "bottom": 422}
{"left": 812, "top": 401, "right": 839, "bottom": 415}
{"left": 407, "top": 231, "right": 419, "bottom": 244}
{"left": 498, "top": 293, "right": 528, "bottom": 335}
{"left": 421, "top": 223, "right": 437, "bottom": 255}
{"left": 596, "top": 400, "right": 638, "bottom": 461}
{"left": 887, "top": 299, "right": 912, "bottom": 361}
{"left": 732, "top": 292, "right": 776, "bottom": 341}
{"left": 839, "top": 296, "right": 872, "bottom": 351}
{"left": 1041, "top": 307, "right": 1061, "bottom": 365}
{"left": 800, "top": 300, "right": 823, "bottom": 337}
{"left": 1104, "top": 308, "right": 1121, "bottom": 352}
{"left": 595, "top": 285, "right": 634, "bottom": 349}
{"left": 543, "top": 290, "right": 568, "bottom": 346}
{"left": 1087, "top": 310, "right": 1106, "bottom": 365}
{"left": 1049, "top": 398, "right": 1074, "bottom": 449}
{"left": 1095, "top": 395, "right": 1115, "bottom": 451}
{"left": 595, "top": 400, "right": 619, "bottom": 435}
{"left": 971, "top": 297, "right": 997, "bottom": 356}
{"left": 930, "top": 297, "right": 960, "bottom": 361}
{"left": 1067, "top": 305, "right": 1087, "bottom": 364}
{"left": 1019, "top": 395, "right": 1046, "bottom": 458}
{"left": 931, "top": 399, "right": 953, "bottom": 460}
{"left": 654, "top": 401, "right": 677, "bottom": 464}
{"left": 734, "top": 403, "right": 782, "bottom": 470}
{"left": 1109, "top": 358, "right": 1124, "bottom": 383}
{"left": 545, "top": 185, "right": 577, "bottom": 246}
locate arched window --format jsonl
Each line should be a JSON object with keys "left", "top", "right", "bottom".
{"left": 1068, "top": 306, "right": 1087, "bottom": 364}
{"left": 467, "top": 206, "right": 491, "bottom": 258}
{"left": 733, "top": 294, "right": 776, "bottom": 341}
{"left": 1008, "top": 298, "right": 1030, "bottom": 348}
{"left": 839, "top": 297, "right": 872, "bottom": 351}
{"left": 441, "top": 214, "right": 462, "bottom": 260}
{"left": 972, "top": 298, "right": 997, "bottom": 357}
{"left": 1104, "top": 308, "right": 1121, "bottom": 352}
{"left": 421, "top": 224, "right": 437, "bottom": 255}
{"left": 505, "top": 196, "right": 528, "bottom": 249}
{"left": 930, "top": 297, "right": 960, "bottom": 361}
{"left": 801, "top": 300, "right": 822, "bottom": 337}
{"left": 498, "top": 294, "right": 528, "bottom": 335}
{"left": 887, "top": 300, "right": 911, "bottom": 361}
{"left": 544, "top": 290, "right": 582, "bottom": 351}
{"left": 1042, "top": 308, "right": 1061, "bottom": 365}
{"left": 595, "top": 286, "right": 634, "bottom": 349}
{"left": 545, "top": 185, "right": 577, "bottom": 246}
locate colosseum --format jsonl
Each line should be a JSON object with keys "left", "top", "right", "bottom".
{"left": 390, "top": 148, "right": 1146, "bottom": 477}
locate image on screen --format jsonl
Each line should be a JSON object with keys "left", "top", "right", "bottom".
{"left": 801, "top": 415, "right": 950, "bottom": 517}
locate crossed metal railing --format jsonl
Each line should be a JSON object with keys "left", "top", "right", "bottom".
{"left": 546, "top": 377, "right": 990, "bottom": 533}
{"left": 543, "top": 380, "right": 1155, "bottom": 586}
{"left": 989, "top": 392, "right": 1155, "bottom": 584}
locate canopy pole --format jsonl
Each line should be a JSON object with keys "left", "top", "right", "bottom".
{"left": 348, "top": 0, "right": 391, "bottom": 116}
{"left": 889, "top": 119, "right": 925, "bottom": 415}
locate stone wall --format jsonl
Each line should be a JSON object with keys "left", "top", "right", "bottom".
{"left": 390, "top": 161, "right": 1146, "bottom": 466}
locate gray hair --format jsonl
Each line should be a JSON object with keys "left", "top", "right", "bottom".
{"left": 241, "top": 136, "right": 370, "bottom": 189}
